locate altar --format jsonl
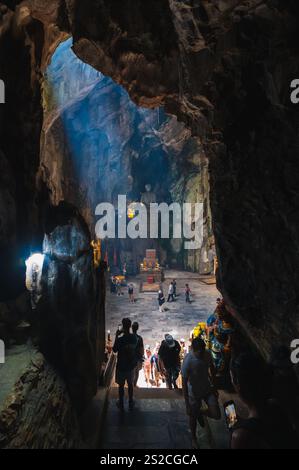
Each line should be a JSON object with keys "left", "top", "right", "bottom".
{"left": 140, "top": 249, "right": 163, "bottom": 291}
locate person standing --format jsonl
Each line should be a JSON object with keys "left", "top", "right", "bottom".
{"left": 132, "top": 321, "right": 144, "bottom": 387}
{"left": 172, "top": 279, "right": 177, "bottom": 297}
{"left": 113, "top": 318, "right": 139, "bottom": 410}
{"left": 116, "top": 279, "right": 122, "bottom": 296}
{"left": 144, "top": 346, "right": 152, "bottom": 386}
{"left": 185, "top": 284, "right": 191, "bottom": 303}
{"left": 182, "top": 337, "right": 220, "bottom": 449}
{"left": 128, "top": 283, "right": 134, "bottom": 303}
{"left": 158, "top": 289, "right": 166, "bottom": 313}
{"left": 151, "top": 343, "right": 162, "bottom": 387}
{"left": 158, "top": 334, "right": 181, "bottom": 390}
{"left": 167, "top": 282, "right": 174, "bottom": 302}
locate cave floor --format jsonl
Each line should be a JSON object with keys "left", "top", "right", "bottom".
{"left": 106, "top": 269, "right": 220, "bottom": 351}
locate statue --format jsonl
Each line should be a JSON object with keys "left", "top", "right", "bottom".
{"left": 141, "top": 184, "right": 156, "bottom": 206}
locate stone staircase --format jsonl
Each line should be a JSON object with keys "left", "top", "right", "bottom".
{"left": 99, "top": 386, "right": 230, "bottom": 449}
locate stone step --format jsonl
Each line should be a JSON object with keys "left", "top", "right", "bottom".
{"left": 110, "top": 386, "right": 183, "bottom": 400}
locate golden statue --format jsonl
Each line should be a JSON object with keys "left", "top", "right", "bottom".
{"left": 91, "top": 239, "right": 102, "bottom": 267}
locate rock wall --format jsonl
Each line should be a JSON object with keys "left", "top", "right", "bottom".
{"left": 0, "top": 2, "right": 106, "bottom": 447}
{"left": 0, "top": 351, "right": 82, "bottom": 449}
{"left": 39, "top": 202, "right": 102, "bottom": 410}
{"left": 41, "top": 38, "right": 212, "bottom": 272}
{"left": 1, "top": 0, "right": 299, "bottom": 447}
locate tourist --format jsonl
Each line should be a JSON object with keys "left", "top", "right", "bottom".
{"left": 179, "top": 338, "right": 188, "bottom": 362}
{"left": 144, "top": 346, "right": 152, "bottom": 386}
{"left": 132, "top": 321, "right": 144, "bottom": 387}
{"left": 113, "top": 318, "right": 139, "bottom": 411}
{"left": 185, "top": 284, "right": 191, "bottom": 303}
{"left": 167, "top": 282, "right": 174, "bottom": 302}
{"left": 158, "top": 289, "right": 166, "bottom": 312}
{"left": 128, "top": 283, "right": 134, "bottom": 303}
{"left": 230, "top": 353, "right": 297, "bottom": 449}
{"left": 172, "top": 279, "right": 177, "bottom": 297}
{"left": 110, "top": 276, "right": 117, "bottom": 293}
{"left": 158, "top": 334, "right": 181, "bottom": 390}
{"left": 151, "top": 343, "right": 162, "bottom": 387}
{"left": 182, "top": 337, "right": 220, "bottom": 449}
{"left": 116, "top": 279, "right": 122, "bottom": 296}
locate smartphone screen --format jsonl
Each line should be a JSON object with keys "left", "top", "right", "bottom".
{"left": 224, "top": 401, "right": 238, "bottom": 429}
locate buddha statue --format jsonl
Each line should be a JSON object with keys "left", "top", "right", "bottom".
{"left": 141, "top": 184, "right": 156, "bottom": 206}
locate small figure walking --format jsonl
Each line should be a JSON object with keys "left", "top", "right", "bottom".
{"left": 128, "top": 283, "right": 134, "bottom": 303}
{"left": 116, "top": 279, "right": 122, "bottom": 296}
{"left": 185, "top": 284, "right": 191, "bottom": 303}
{"left": 167, "top": 282, "right": 174, "bottom": 302}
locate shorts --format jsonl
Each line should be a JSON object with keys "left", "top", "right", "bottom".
{"left": 190, "top": 392, "right": 218, "bottom": 418}
{"left": 115, "top": 368, "right": 135, "bottom": 386}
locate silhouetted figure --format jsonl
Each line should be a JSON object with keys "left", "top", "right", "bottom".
{"left": 132, "top": 321, "right": 144, "bottom": 387}
{"left": 113, "top": 318, "right": 139, "bottom": 410}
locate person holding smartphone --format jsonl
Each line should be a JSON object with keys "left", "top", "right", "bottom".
{"left": 182, "top": 337, "right": 221, "bottom": 449}
{"left": 229, "top": 353, "right": 298, "bottom": 449}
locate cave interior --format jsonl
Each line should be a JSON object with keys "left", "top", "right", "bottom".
{"left": 0, "top": 0, "right": 299, "bottom": 449}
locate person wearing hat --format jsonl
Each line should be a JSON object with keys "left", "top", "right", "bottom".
{"left": 158, "top": 334, "right": 181, "bottom": 390}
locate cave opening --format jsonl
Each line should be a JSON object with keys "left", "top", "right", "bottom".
{"left": 0, "top": 2, "right": 299, "bottom": 450}
{"left": 42, "top": 37, "right": 215, "bottom": 276}
{"left": 34, "top": 37, "right": 220, "bottom": 397}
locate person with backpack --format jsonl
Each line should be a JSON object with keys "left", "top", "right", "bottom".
{"left": 158, "top": 334, "right": 181, "bottom": 390}
{"left": 182, "top": 337, "right": 220, "bottom": 449}
{"left": 113, "top": 318, "right": 139, "bottom": 411}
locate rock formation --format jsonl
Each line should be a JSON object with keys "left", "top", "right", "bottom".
{"left": 1, "top": 0, "right": 299, "bottom": 447}
{"left": 41, "top": 37, "right": 212, "bottom": 272}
